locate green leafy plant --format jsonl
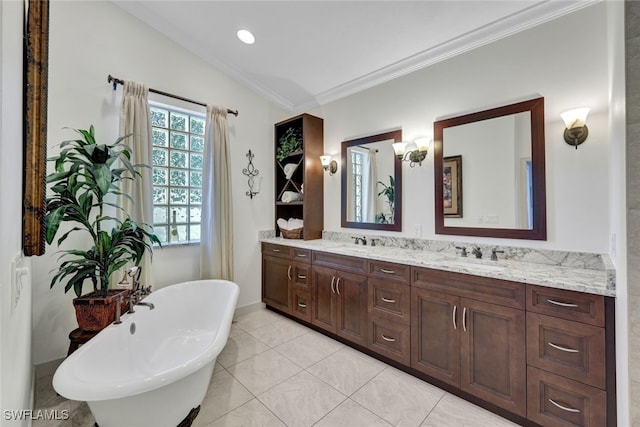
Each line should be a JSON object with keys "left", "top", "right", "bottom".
{"left": 45, "top": 125, "right": 161, "bottom": 298}
{"left": 276, "top": 127, "right": 302, "bottom": 161}
{"left": 377, "top": 175, "right": 395, "bottom": 220}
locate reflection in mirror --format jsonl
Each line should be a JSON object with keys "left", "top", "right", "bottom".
{"left": 342, "top": 130, "right": 402, "bottom": 231}
{"left": 434, "top": 97, "right": 546, "bottom": 240}
{"left": 443, "top": 112, "right": 532, "bottom": 228}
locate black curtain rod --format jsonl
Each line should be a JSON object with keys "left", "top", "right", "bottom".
{"left": 107, "top": 74, "right": 239, "bottom": 117}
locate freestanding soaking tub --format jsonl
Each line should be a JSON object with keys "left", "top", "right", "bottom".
{"left": 53, "top": 279, "right": 239, "bottom": 427}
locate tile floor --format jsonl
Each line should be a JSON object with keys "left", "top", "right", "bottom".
{"left": 34, "top": 307, "right": 522, "bottom": 427}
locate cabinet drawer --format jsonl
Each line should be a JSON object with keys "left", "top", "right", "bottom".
{"left": 412, "top": 266, "right": 525, "bottom": 310}
{"left": 368, "top": 260, "right": 410, "bottom": 283}
{"left": 527, "top": 312, "right": 605, "bottom": 389}
{"left": 312, "top": 251, "right": 368, "bottom": 274}
{"left": 527, "top": 285, "right": 605, "bottom": 327}
{"left": 262, "top": 243, "right": 292, "bottom": 259}
{"left": 368, "top": 278, "right": 410, "bottom": 325}
{"left": 292, "top": 248, "right": 312, "bottom": 263}
{"left": 527, "top": 366, "right": 606, "bottom": 427}
{"left": 368, "top": 317, "right": 410, "bottom": 365}
{"left": 291, "top": 288, "right": 312, "bottom": 323}
{"left": 292, "top": 264, "right": 311, "bottom": 290}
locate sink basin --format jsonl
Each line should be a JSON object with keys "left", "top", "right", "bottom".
{"left": 336, "top": 245, "right": 370, "bottom": 254}
{"left": 448, "top": 261, "right": 506, "bottom": 273}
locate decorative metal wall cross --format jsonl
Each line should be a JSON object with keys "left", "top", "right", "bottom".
{"left": 242, "top": 150, "right": 260, "bottom": 199}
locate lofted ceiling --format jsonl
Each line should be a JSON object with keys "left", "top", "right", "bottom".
{"left": 113, "top": 0, "right": 597, "bottom": 112}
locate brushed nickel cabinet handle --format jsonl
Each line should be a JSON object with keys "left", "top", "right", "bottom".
{"left": 380, "top": 268, "right": 395, "bottom": 274}
{"left": 547, "top": 299, "right": 579, "bottom": 308}
{"left": 298, "top": 302, "right": 307, "bottom": 308}
{"left": 548, "top": 398, "right": 580, "bottom": 413}
{"left": 297, "top": 253, "right": 307, "bottom": 258}
{"left": 287, "top": 265, "right": 292, "bottom": 281}
{"left": 298, "top": 274, "right": 307, "bottom": 280}
{"left": 331, "top": 276, "right": 336, "bottom": 294}
{"left": 452, "top": 305, "right": 457, "bottom": 330}
{"left": 336, "top": 277, "right": 341, "bottom": 295}
{"left": 272, "top": 249, "right": 280, "bottom": 252}
{"left": 462, "top": 307, "right": 467, "bottom": 332}
{"left": 381, "top": 297, "right": 396, "bottom": 303}
{"left": 381, "top": 334, "right": 396, "bottom": 342}
{"left": 548, "top": 342, "right": 580, "bottom": 353}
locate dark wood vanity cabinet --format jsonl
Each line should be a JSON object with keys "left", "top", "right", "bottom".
{"left": 526, "top": 285, "right": 612, "bottom": 427}
{"left": 262, "top": 243, "right": 311, "bottom": 317}
{"left": 261, "top": 246, "right": 615, "bottom": 426}
{"left": 310, "top": 253, "right": 368, "bottom": 346}
{"left": 411, "top": 267, "right": 527, "bottom": 417}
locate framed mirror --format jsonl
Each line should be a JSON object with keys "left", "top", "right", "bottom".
{"left": 341, "top": 129, "right": 402, "bottom": 231}
{"left": 434, "top": 97, "right": 546, "bottom": 240}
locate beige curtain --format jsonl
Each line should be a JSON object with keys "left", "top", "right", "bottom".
{"left": 201, "top": 105, "right": 233, "bottom": 280}
{"left": 117, "top": 81, "right": 154, "bottom": 288}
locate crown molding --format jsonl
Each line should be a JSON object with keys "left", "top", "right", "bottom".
{"left": 306, "top": 0, "right": 600, "bottom": 110}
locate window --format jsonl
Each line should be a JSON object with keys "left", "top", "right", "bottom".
{"left": 150, "top": 104, "right": 205, "bottom": 244}
{"left": 350, "top": 150, "right": 364, "bottom": 222}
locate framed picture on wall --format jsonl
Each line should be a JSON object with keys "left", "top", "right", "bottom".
{"left": 443, "top": 155, "right": 462, "bottom": 218}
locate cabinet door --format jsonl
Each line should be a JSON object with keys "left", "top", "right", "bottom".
{"left": 311, "top": 266, "right": 337, "bottom": 333}
{"left": 410, "top": 288, "right": 460, "bottom": 387}
{"left": 262, "top": 255, "right": 291, "bottom": 313}
{"left": 335, "top": 270, "right": 368, "bottom": 346}
{"left": 460, "top": 298, "right": 526, "bottom": 417}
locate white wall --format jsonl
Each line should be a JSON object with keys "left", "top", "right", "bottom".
{"left": 31, "top": 0, "right": 287, "bottom": 365}
{"left": 0, "top": 1, "right": 33, "bottom": 424}
{"left": 311, "top": 3, "right": 611, "bottom": 253}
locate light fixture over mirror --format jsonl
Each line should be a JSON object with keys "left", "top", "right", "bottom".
{"left": 434, "top": 97, "right": 546, "bottom": 240}
{"left": 342, "top": 129, "right": 402, "bottom": 231}
{"left": 320, "top": 155, "right": 337, "bottom": 175}
{"left": 392, "top": 137, "right": 431, "bottom": 167}
{"left": 561, "top": 107, "right": 589, "bottom": 149}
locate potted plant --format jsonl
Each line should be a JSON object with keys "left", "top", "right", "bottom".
{"left": 276, "top": 127, "right": 302, "bottom": 161}
{"left": 377, "top": 175, "right": 395, "bottom": 222}
{"left": 45, "top": 125, "right": 160, "bottom": 331}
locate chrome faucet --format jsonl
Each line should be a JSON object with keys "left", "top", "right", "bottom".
{"left": 455, "top": 246, "right": 468, "bottom": 257}
{"left": 135, "top": 301, "right": 155, "bottom": 310}
{"left": 491, "top": 248, "right": 505, "bottom": 261}
{"left": 352, "top": 236, "right": 367, "bottom": 245}
{"left": 472, "top": 247, "right": 482, "bottom": 259}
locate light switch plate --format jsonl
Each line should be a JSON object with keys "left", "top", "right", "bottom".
{"left": 11, "top": 252, "right": 27, "bottom": 314}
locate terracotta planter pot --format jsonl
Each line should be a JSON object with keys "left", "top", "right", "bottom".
{"left": 73, "top": 289, "right": 129, "bottom": 331}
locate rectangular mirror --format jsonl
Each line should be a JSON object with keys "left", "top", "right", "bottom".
{"left": 342, "top": 129, "right": 402, "bottom": 231}
{"left": 434, "top": 97, "right": 546, "bottom": 240}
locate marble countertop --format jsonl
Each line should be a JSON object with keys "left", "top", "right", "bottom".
{"left": 261, "top": 237, "right": 615, "bottom": 297}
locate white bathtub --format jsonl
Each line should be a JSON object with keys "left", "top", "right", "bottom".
{"left": 53, "top": 279, "right": 239, "bottom": 427}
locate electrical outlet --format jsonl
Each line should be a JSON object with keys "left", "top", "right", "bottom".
{"left": 485, "top": 215, "right": 499, "bottom": 224}
{"left": 413, "top": 224, "right": 422, "bottom": 237}
{"left": 477, "top": 216, "right": 484, "bottom": 224}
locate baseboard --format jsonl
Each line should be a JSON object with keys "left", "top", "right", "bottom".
{"left": 233, "top": 302, "right": 265, "bottom": 321}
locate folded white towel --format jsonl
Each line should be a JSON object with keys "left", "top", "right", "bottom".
{"left": 287, "top": 218, "right": 303, "bottom": 229}
{"left": 277, "top": 218, "right": 288, "bottom": 230}
{"left": 283, "top": 163, "right": 297, "bottom": 180}
{"left": 281, "top": 191, "right": 302, "bottom": 203}
{"left": 277, "top": 217, "right": 303, "bottom": 231}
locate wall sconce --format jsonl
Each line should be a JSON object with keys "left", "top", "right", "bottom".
{"left": 320, "top": 155, "right": 337, "bottom": 175}
{"left": 392, "top": 137, "right": 430, "bottom": 167}
{"left": 561, "top": 107, "right": 589, "bottom": 149}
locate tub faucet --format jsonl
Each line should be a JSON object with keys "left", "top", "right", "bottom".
{"left": 135, "top": 301, "right": 155, "bottom": 310}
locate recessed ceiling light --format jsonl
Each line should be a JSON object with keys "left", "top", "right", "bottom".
{"left": 237, "top": 29, "right": 255, "bottom": 45}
